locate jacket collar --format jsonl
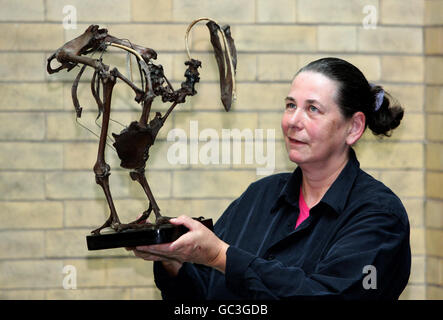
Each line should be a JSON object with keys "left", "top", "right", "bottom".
{"left": 271, "top": 148, "right": 360, "bottom": 216}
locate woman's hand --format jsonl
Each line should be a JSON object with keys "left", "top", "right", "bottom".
{"left": 127, "top": 244, "right": 183, "bottom": 277}
{"left": 130, "top": 215, "right": 229, "bottom": 274}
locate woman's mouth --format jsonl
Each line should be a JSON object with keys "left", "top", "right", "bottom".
{"left": 287, "top": 137, "right": 307, "bottom": 146}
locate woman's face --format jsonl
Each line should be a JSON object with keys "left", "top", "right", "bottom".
{"left": 282, "top": 71, "right": 352, "bottom": 167}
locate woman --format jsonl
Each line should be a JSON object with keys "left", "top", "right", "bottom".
{"left": 128, "top": 57, "right": 411, "bottom": 300}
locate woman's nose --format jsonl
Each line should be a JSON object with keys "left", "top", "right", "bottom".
{"left": 286, "top": 108, "right": 303, "bottom": 129}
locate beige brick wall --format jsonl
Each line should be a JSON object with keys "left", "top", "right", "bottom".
{"left": 0, "top": 0, "right": 440, "bottom": 300}
{"left": 424, "top": 0, "right": 443, "bottom": 300}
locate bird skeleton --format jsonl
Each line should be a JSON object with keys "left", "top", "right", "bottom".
{"left": 46, "top": 19, "right": 237, "bottom": 235}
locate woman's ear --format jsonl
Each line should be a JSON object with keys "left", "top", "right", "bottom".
{"left": 346, "top": 111, "right": 366, "bottom": 146}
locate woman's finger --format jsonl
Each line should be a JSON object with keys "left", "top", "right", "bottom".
{"left": 132, "top": 248, "right": 173, "bottom": 262}
{"left": 170, "top": 227, "right": 198, "bottom": 250}
{"left": 136, "top": 243, "right": 173, "bottom": 255}
{"left": 133, "top": 250, "right": 156, "bottom": 261}
{"left": 169, "top": 215, "right": 200, "bottom": 230}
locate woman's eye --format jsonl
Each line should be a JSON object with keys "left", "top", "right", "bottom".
{"left": 309, "top": 105, "right": 319, "bottom": 112}
{"left": 286, "top": 103, "right": 296, "bottom": 110}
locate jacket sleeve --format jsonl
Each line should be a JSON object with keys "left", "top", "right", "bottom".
{"left": 153, "top": 261, "right": 212, "bottom": 300}
{"left": 153, "top": 197, "right": 240, "bottom": 300}
{"left": 224, "top": 210, "right": 411, "bottom": 300}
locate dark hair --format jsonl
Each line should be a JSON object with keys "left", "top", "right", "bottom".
{"left": 296, "top": 57, "right": 404, "bottom": 137}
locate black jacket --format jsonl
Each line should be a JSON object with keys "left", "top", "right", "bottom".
{"left": 154, "top": 149, "right": 411, "bottom": 300}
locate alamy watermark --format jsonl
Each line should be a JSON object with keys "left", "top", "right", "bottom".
{"left": 167, "top": 120, "right": 276, "bottom": 176}
{"left": 62, "top": 5, "right": 77, "bottom": 30}
{"left": 362, "top": 5, "right": 378, "bottom": 30}
{"left": 362, "top": 264, "right": 377, "bottom": 290}
{"left": 62, "top": 265, "right": 77, "bottom": 290}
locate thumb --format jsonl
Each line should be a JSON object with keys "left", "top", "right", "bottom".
{"left": 169, "top": 215, "right": 199, "bottom": 230}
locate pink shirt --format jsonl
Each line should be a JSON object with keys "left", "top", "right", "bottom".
{"left": 295, "top": 187, "right": 310, "bottom": 229}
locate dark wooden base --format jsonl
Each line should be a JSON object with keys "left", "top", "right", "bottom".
{"left": 86, "top": 218, "right": 213, "bottom": 250}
